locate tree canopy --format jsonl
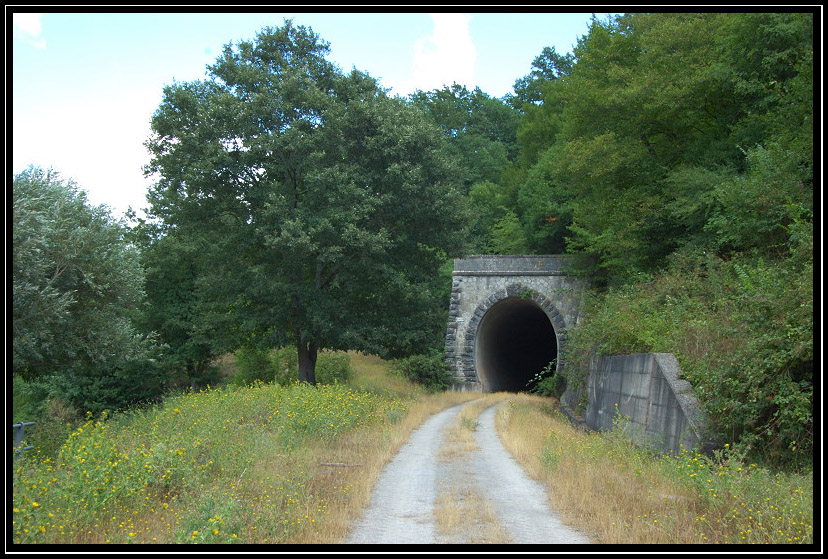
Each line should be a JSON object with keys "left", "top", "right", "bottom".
{"left": 143, "top": 21, "right": 469, "bottom": 384}
{"left": 409, "top": 83, "right": 521, "bottom": 188}
{"left": 407, "top": 83, "right": 523, "bottom": 253}
{"left": 12, "top": 166, "right": 164, "bottom": 413}
{"left": 494, "top": 12, "right": 814, "bottom": 281}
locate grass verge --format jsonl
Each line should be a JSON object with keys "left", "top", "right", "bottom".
{"left": 10, "top": 353, "right": 480, "bottom": 545}
{"left": 495, "top": 393, "right": 814, "bottom": 545}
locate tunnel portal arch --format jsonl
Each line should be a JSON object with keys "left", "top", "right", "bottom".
{"left": 474, "top": 291, "right": 561, "bottom": 392}
{"left": 445, "top": 256, "right": 587, "bottom": 392}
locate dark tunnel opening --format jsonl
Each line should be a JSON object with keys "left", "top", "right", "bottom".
{"left": 474, "top": 297, "right": 558, "bottom": 392}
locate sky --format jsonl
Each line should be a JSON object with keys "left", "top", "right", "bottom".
{"left": 11, "top": 11, "right": 605, "bottom": 218}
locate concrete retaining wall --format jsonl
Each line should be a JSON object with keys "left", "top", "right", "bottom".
{"left": 562, "top": 353, "right": 717, "bottom": 455}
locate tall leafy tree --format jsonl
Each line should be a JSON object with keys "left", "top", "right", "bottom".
{"left": 511, "top": 12, "right": 813, "bottom": 279}
{"left": 467, "top": 44, "right": 577, "bottom": 254}
{"left": 409, "top": 84, "right": 521, "bottom": 253}
{"left": 409, "top": 83, "right": 520, "bottom": 188}
{"left": 510, "top": 45, "right": 574, "bottom": 169}
{"left": 128, "top": 216, "right": 222, "bottom": 388}
{"left": 144, "top": 21, "right": 468, "bottom": 384}
{"left": 507, "top": 45, "right": 574, "bottom": 109}
{"left": 12, "top": 166, "right": 164, "bottom": 413}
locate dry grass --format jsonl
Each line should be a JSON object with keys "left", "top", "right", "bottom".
{"left": 344, "top": 352, "right": 423, "bottom": 398}
{"left": 436, "top": 393, "right": 512, "bottom": 462}
{"left": 434, "top": 482, "right": 513, "bottom": 544}
{"left": 495, "top": 393, "right": 705, "bottom": 544}
{"left": 437, "top": 403, "right": 479, "bottom": 461}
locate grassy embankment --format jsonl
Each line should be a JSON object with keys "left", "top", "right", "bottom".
{"left": 494, "top": 393, "right": 814, "bottom": 545}
{"left": 12, "top": 354, "right": 813, "bottom": 545}
{"left": 11, "top": 353, "right": 479, "bottom": 545}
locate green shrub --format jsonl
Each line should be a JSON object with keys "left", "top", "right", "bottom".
{"left": 13, "top": 166, "right": 165, "bottom": 414}
{"left": 270, "top": 347, "right": 299, "bottom": 385}
{"left": 12, "top": 375, "right": 80, "bottom": 459}
{"left": 12, "top": 374, "right": 38, "bottom": 423}
{"left": 528, "top": 361, "right": 566, "bottom": 398}
{"left": 315, "top": 352, "right": 352, "bottom": 385}
{"left": 391, "top": 352, "right": 453, "bottom": 392}
{"left": 230, "top": 347, "right": 276, "bottom": 386}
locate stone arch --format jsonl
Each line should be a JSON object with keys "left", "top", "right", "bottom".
{"left": 457, "top": 283, "right": 567, "bottom": 392}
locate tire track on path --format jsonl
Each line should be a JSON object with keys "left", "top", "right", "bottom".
{"left": 346, "top": 403, "right": 463, "bottom": 544}
{"left": 346, "top": 398, "right": 589, "bottom": 545}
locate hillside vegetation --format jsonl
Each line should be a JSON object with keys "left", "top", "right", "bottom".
{"left": 12, "top": 353, "right": 480, "bottom": 544}
{"left": 495, "top": 13, "right": 813, "bottom": 469}
{"left": 12, "top": 354, "right": 812, "bottom": 545}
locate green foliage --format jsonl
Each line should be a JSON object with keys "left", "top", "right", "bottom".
{"left": 391, "top": 352, "right": 453, "bottom": 393}
{"left": 12, "top": 166, "right": 165, "bottom": 413}
{"left": 515, "top": 144, "right": 574, "bottom": 253}
{"left": 230, "top": 348, "right": 353, "bottom": 387}
{"left": 488, "top": 13, "right": 813, "bottom": 471}
{"left": 510, "top": 46, "right": 572, "bottom": 167}
{"left": 144, "top": 21, "right": 469, "bottom": 384}
{"left": 270, "top": 346, "right": 301, "bottom": 386}
{"left": 467, "top": 179, "right": 523, "bottom": 253}
{"left": 507, "top": 45, "right": 574, "bottom": 109}
{"left": 562, "top": 243, "right": 813, "bottom": 469}
{"left": 487, "top": 209, "right": 529, "bottom": 254}
{"left": 39, "top": 354, "right": 168, "bottom": 416}
{"left": 128, "top": 219, "right": 223, "bottom": 390}
{"left": 230, "top": 347, "right": 279, "bottom": 387}
{"left": 12, "top": 374, "right": 37, "bottom": 424}
{"left": 527, "top": 361, "right": 565, "bottom": 398}
{"left": 12, "top": 374, "right": 82, "bottom": 459}
{"left": 705, "top": 142, "right": 813, "bottom": 254}
{"left": 409, "top": 83, "right": 521, "bottom": 188}
{"left": 409, "top": 84, "right": 521, "bottom": 252}
{"left": 497, "top": 12, "right": 812, "bottom": 284}
{"left": 314, "top": 352, "right": 353, "bottom": 385}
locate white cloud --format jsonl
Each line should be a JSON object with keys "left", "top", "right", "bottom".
{"left": 396, "top": 13, "right": 477, "bottom": 95}
{"left": 13, "top": 89, "right": 161, "bottom": 218}
{"left": 13, "top": 13, "right": 46, "bottom": 49}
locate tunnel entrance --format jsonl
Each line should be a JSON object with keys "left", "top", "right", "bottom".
{"left": 474, "top": 297, "right": 558, "bottom": 392}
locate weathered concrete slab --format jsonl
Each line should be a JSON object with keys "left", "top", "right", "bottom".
{"left": 566, "top": 352, "right": 717, "bottom": 455}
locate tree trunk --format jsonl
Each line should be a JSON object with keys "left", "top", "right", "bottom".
{"left": 297, "top": 338, "right": 318, "bottom": 385}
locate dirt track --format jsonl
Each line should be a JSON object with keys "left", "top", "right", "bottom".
{"left": 346, "top": 399, "right": 589, "bottom": 545}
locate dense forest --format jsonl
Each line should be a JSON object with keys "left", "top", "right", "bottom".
{"left": 13, "top": 13, "right": 813, "bottom": 468}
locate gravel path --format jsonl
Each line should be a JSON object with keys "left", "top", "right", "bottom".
{"left": 346, "top": 400, "right": 589, "bottom": 545}
{"left": 346, "top": 403, "right": 463, "bottom": 544}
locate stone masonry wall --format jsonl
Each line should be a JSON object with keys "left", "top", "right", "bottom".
{"left": 445, "top": 255, "right": 586, "bottom": 391}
